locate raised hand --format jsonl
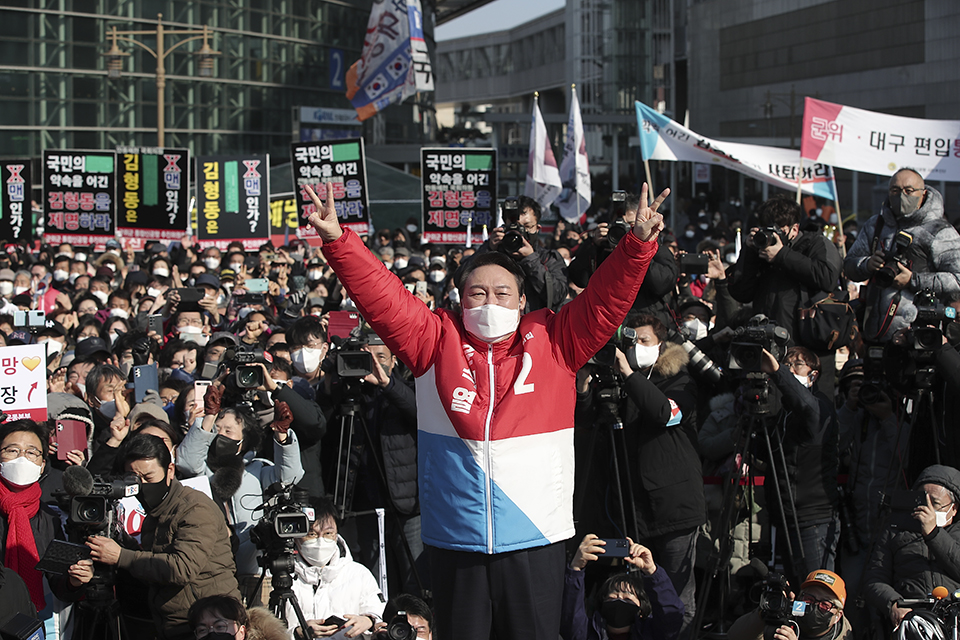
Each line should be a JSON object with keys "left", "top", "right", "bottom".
{"left": 633, "top": 182, "right": 669, "bottom": 242}
{"left": 304, "top": 183, "right": 343, "bottom": 244}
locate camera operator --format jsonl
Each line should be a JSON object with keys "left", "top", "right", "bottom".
{"left": 86, "top": 432, "right": 241, "bottom": 640}
{"left": 319, "top": 333, "right": 422, "bottom": 596}
{"left": 568, "top": 192, "right": 679, "bottom": 325}
{"left": 753, "top": 346, "right": 840, "bottom": 582}
{"left": 286, "top": 497, "right": 384, "bottom": 639}
{"left": 728, "top": 196, "right": 843, "bottom": 391}
{"left": 473, "top": 195, "right": 568, "bottom": 312}
{"left": 577, "top": 312, "right": 703, "bottom": 635}
{"left": 727, "top": 570, "right": 851, "bottom": 640}
{"left": 844, "top": 169, "right": 960, "bottom": 343}
{"left": 560, "top": 534, "right": 683, "bottom": 640}
{"left": 176, "top": 376, "right": 304, "bottom": 603}
{"left": 374, "top": 593, "right": 433, "bottom": 639}
{"left": 863, "top": 464, "right": 960, "bottom": 628}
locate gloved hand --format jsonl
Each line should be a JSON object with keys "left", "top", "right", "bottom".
{"left": 203, "top": 383, "right": 223, "bottom": 416}
{"left": 272, "top": 401, "right": 293, "bottom": 436}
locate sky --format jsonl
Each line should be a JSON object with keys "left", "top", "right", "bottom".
{"left": 435, "top": 0, "right": 566, "bottom": 41}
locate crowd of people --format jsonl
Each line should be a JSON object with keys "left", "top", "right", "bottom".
{"left": 0, "top": 168, "right": 959, "bottom": 640}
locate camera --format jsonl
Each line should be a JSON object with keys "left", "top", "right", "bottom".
{"left": 678, "top": 253, "right": 710, "bottom": 275}
{"left": 874, "top": 230, "right": 914, "bottom": 288}
{"left": 753, "top": 227, "right": 786, "bottom": 249}
{"left": 728, "top": 315, "right": 790, "bottom": 373}
{"left": 373, "top": 614, "right": 416, "bottom": 640}
{"left": 604, "top": 191, "right": 631, "bottom": 250}
{"left": 225, "top": 346, "right": 268, "bottom": 389}
{"left": 60, "top": 474, "right": 140, "bottom": 536}
{"left": 757, "top": 572, "right": 807, "bottom": 640}
{"left": 587, "top": 326, "right": 638, "bottom": 428}
{"left": 499, "top": 198, "right": 526, "bottom": 254}
{"left": 251, "top": 483, "right": 314, "bottom": 557}
{"left": 857, "top": 344, "right": 888, "bottom": 406}
{"left": 330, "top": 336, "right": 374, "bottom": 378}
{"left": 670, "top": 327, "right": 723, "bottom": 386}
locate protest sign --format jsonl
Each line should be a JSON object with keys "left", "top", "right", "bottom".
{"left": 801, "top": 97, "right": 960, "bottom": 180}
{"left": 421, "top": 148, "right": 497, "bottom": 244}
{"left": 636, "top": 102, "right": 837, "bottom": 199}
{"left": 269, "top": 195, "right": 300, "bottom": 247}
{"left": 43, "top": 150, "right": 117, "bottom": 249}
{"left": 0, "top": 160, "right": 32, "bottom": 243}
{"left": 115, "top": 146, "right": 190, "bottom": 250}
{"left": 196, "top": 155, "right": 270, "bottom": 251}
{"left": 0, "top": 344, "right": 47, "bottom": 421}
{"left": 290, "top": 139, "right": 371, "bottom": 238}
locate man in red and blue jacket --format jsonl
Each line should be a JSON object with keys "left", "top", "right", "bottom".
{"left": 305, "top": 182, "right": 669, "bottom": 640}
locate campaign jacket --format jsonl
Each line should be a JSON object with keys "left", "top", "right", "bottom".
{"left": 322, "top": 228, "right": 656, "bottom": 554}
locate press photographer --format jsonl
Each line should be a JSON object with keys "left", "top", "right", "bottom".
{"left": 727, "top": 570, "right": 851, "bottom": 640}
{"left": 473, "top": 195, "right": 568, "bottom": 312}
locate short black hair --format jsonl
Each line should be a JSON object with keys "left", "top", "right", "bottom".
{"left": 598, "top": 573, "right": 652, "bottom": 618}
{"left": 456, "top": 252, "right": 526, "bottom": 299}
{"left": 134, "top": 418, "right": 183, "bottom": 447}
{"left": 624, "top": 311, "right": 668, "bottom": 343}
{"left": 0, "top": 419, "right": 50, "bottom": 459}
{"left": 383, "top": 593, "right": 433, "bottom": 632}
{"left": 286, "top": 316, "right": 327, "bottom": 349}
{"left": 308, "top": 496, "right": 340, "bottom": 529}
{"left": 187, "top": 595, "right": 248, "bottom": 631}
{"left": 269, "top": 357, "right": 294, "bottom": 380}
{"left": 758, "top": 195, "right": 802, "bottom": 229}
{"left": 119, "top": 432, "right": 171, "bottom": 470}
{"left": 517, "top": 195, "right": 542, "bottom": 223}
{"left": 107, "top": 289, "right": 131, "bottom": 306}
{"left": 784, "top": 345, "right": 821, "bottom": 373}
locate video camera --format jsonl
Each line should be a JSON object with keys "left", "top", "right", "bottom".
{"left": 250, "top": 483, "right": 314, "bottom": 559}
{"left": 499, "top": 198, "right": 527, "bottom": 254}
{"left": 587, "top": 326, "right": 638, "bottom": 428}
{"left": 758, "top": 572, "right": 807, "bottom": 639}
{"left": 328, "top": 334, "right": 374, "bottom": 378}
{"left": 605, "top": 191, "right": 632, "bottom": 250}
{"left": 728, "top": 315, "right": 790, "bottom": 373}
{"left": 874, "top": 230, "right": 914, "bottom": 288}
{"left": 59, "top": 466, "right": 140, "bottom": 538}
{"left": 224, "top": 345, "right": 268, "bottom": 389}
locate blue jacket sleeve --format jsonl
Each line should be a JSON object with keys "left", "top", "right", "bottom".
{"left": 560, "top": 567, "right": 591, "bottom": 640}
{"left": 639, "top": 566, "right": 685, "bottom": 640}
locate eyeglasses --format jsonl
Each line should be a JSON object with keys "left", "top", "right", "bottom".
{"left": 784, "top": 361, "right": 813, "bottom": 371}
{"left": 800, "top": 596, "right": 838, "bottom": 614}
{"left": 889, "top": 186, "right": 923, "bottom": 196}
{"left": 194, "top": 619, "right": 237, "bottom": 639}
{"left": 178, "top": 318, "right": 204, "bottom": 327}
{"left": 0, "top": 445, "right": 43, "bottom": 462}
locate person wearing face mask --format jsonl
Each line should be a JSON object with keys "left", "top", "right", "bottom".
{"left": 863, "top": 465, "right": 960, "bottom": 630}
{"left": 304, "top": 180, "right": 668, "bottom": 640}
{"left": 392, "top": 246, "right": 411, "bottom": 272}
{"left": 577, "top": 312, "right": 703, "bottom": 635}
{"left": 176, "top": 384, "right": 303, "bottom": 603}
{"left": 727, "top": 570, "right": 851, "bottom": 640}
{"left": 188, "top": 595, "right": 289, "bottom": 640}
{"left": 203, "top": 248, "right": 222, "bottom": 272}
{"left": 473, "top": 195, "right": 569, "bottom": 313}
{"left": 0, "top": 269, "right": 15, "bottom": 300}
{"left": 287, "top": 316, "right": 329, "bottom": 388}
{"left": 845, "top": 168, "right": 960, "bottom": 343}
{"left": 754, "top": 345, "right": 840, "bottom": 585}
{"left": 287, "top": 498, "right": 384, "bottom": 639}
{"left": 86, "top": 433, "right": 240, "bottom": 640}
{"left": 84, "top": 364, "right": 128, "bottom": 434}
{"left": 561, "top": 534, "right": 683, "bottom": 640}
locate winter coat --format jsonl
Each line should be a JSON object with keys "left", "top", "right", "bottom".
{"left": 560, "top": 565, "right": 684, "bottom": 640}
{"left": 274, "top": 382, "right": 327, "bottom": 499}
{"left": 621, "top": 342, "right": 705, "bottom": 539}
{"left": 321, "top": 228, "right": 657, "bottom": 554}
{"left": 0, "top": 566, "right": 34, "bottom": 627}
{"left": 246, "top": 607, "right": 290, "bottom": 640}
{"left": 728, "top": 229, "right": 842, "bottom": 342}
{"left": 844, "top": 187, "right": 960, "bottom": 341}
{"left": 116, "top": 478, "right": 241, "bottom": 640}
{"left": 286, "top": 535, "right": 385, "bottom": 630}
{"left": 176, "top": 427, "right": 304, "bottom": 576}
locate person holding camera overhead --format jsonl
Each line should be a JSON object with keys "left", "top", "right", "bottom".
{"left": 472, "top": 195, "right": 568, "bottom": 312}
{"left": 728, "top": 196, "right": 842, "bottom": 391}
{"left": 176, "top": 372, "right": 304, "bottom": 605}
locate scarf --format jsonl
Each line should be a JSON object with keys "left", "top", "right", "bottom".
{"left": 0, "top": 479, "right": 45, "bottom": 611}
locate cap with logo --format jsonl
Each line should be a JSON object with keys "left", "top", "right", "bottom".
{"left": 802, "top": 570, "right": 846, "bottom": 606}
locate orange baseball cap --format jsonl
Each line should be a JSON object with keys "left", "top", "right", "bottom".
{"left": 802, "top": 570, "right": 846, "bottom": 606}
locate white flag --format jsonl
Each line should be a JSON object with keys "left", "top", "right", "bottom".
{"left": 524, "top": 96, "right": 562, "bottom": 210}
{"left": 556, "top": 86, "right": 591, "bottom": 222}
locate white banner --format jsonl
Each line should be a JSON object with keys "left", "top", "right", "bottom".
{"left": 524, "top": 96, "right": 562, "bottom": 210}
{"left": 0, "top": 343, "right": 47, "bottom": 421}
{"left": 801, "top": 97, "right": 960, "bottom": 180}
{"left": 556, "top": 86, "right": 591, "bottom": 222}
{"left": 636, "top": 102, "right": 837, "bottom": 200}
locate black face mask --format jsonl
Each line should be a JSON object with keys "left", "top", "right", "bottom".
{"left": 796, "top": 606, "right": 837, "bottom": 637}
{"left": 600, "top": 598, "right": 639, "bottom": 629}
{"left": 207, "top": 434, "right": 242, "bottom": 470}
{"left": 137, "top": 478, "right": 170, "bottom": 513}
{"left": 201, "top": 633, "right": 236, "bottom": 640}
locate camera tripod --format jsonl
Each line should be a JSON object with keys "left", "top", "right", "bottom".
{"left": 251, "top": 551, "right": 312, "bottom": 640}
{"left": 72, "top": 568, "right": 130, "bottom": 640}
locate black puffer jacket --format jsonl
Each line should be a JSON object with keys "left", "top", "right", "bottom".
{"left": 728, "top": 229, "right": 842, "bottom": 341}
{"left": 620, "top": 343, "right": 704, "bottom": 539}
{"left": 0, "top": 566, "right": 34, "bottom": 626}
{"left": 864, "top": 465, "right": 960, "bottom": 614}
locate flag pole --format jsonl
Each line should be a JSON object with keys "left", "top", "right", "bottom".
{"left": 795, "top": 156, "right": 803, "bottom": 205}
{"left": 573, "top": 84, "right": 581, "bottom": 222}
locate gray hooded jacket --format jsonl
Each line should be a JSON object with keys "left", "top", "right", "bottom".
{"left": 844, "top": 187, "right": 960, "bottom": 340}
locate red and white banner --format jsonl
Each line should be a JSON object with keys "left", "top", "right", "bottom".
{"left": 556, "top": 86, "right": 591, "bottom": 222}
{"left": 801, "top": 97, "right": 960, "bottom": 180}
{"left": 524, "top": 96, "right": 562, "bottom": 210}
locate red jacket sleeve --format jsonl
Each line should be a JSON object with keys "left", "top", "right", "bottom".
{"left": 321, "top": 230, "right": 442, "bottom": 376}
{"left": 551, "top": 231, "right": 658, "bottom": 371}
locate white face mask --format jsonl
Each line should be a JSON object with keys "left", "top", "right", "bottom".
{"left": 99, "top": 399, "right": 118, "bottom": 419}
{"left": 394, "top": 258, "right": 408, "bottom": 270}
{"left": 42, "top": 339, "right": 63, "bottom": 357}
{"left": 683, "top": 318, "right": 708, "bottom": 341}
{"left": 937, "top": 510, "right": 951, "bottom": 528}
{"left": 152, "top": 268, "right": 169, "bottom": 278}
{"left": 75, "top": 252, "right": 87, "bottom": 262}
{"left": 429, "top": 271, "right": 446, "bottom": 283}
{"left": 179, "top": 326, "right": 209, "bottom": 346}
{"left": 685, "top": 230, "right": 695, "bottom": 238}
{"left": 291, "top": 251, "right": 305, "bottom": 262}
{"left": 0, "top": 282, "right": 12, "bottom": 296}
{"left": 793, "top": 373, "right": 812, "bottom": 388}
{"left": 92, "top": 290, "right": 109, "bottom": 305}
{"left": 292, "top": 346, "right": 324, "bottom": 374}
{"left": 203, "top": 257, "right": 220, "bottom": 270}
{"left": 462, "top": 304, "right": 520, "bottom": 342}
{"left": 69, "top": 272, "right": 80, "bottom": 284}
{"left": 147, "top": 287, "right": 162, "bottom": 298}
{"left": 14, "top": 286, "right": 30, "bottom": 295}
{"left": 406, "top": 224, "right": 418, "bottom": 233}
{"left": 109, "top": 332, "right": 121, "bottom": 345}
{"left": 110, "top": 307, "right": 129, "bottom": 319}
{"left": 229, "top": 262, "right": 243, "bottom": 272}
{"left": 633, "top": 343, "right": 661, "bottom": 368}
{"left": 308, "top": 270, "right": 323, "bottom": 281}
{"left": 0, "top": 456, "right": 43, "bottom": 486}
{"left": 53, "top": 269, "right": 69, "bottom": 282}
{"left": 299, "top": 537, "right": 338, "bottom": 567}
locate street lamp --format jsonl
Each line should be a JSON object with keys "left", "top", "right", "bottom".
{"left": 103, "top": 14, "right": 220, "bottom": 147}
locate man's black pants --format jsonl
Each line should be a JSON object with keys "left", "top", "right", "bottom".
{"left": 429, "top": 541, "right": 565, "bottom": 640}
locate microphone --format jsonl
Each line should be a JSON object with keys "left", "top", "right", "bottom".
{"left": 61, "top": 465, "right": 95, "bottom": 497}
{"left": 933, "top": 586, "right": 950, "bottom": 600}
{"left": 748, "top": 557, "right": 770, "bottom": 578}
